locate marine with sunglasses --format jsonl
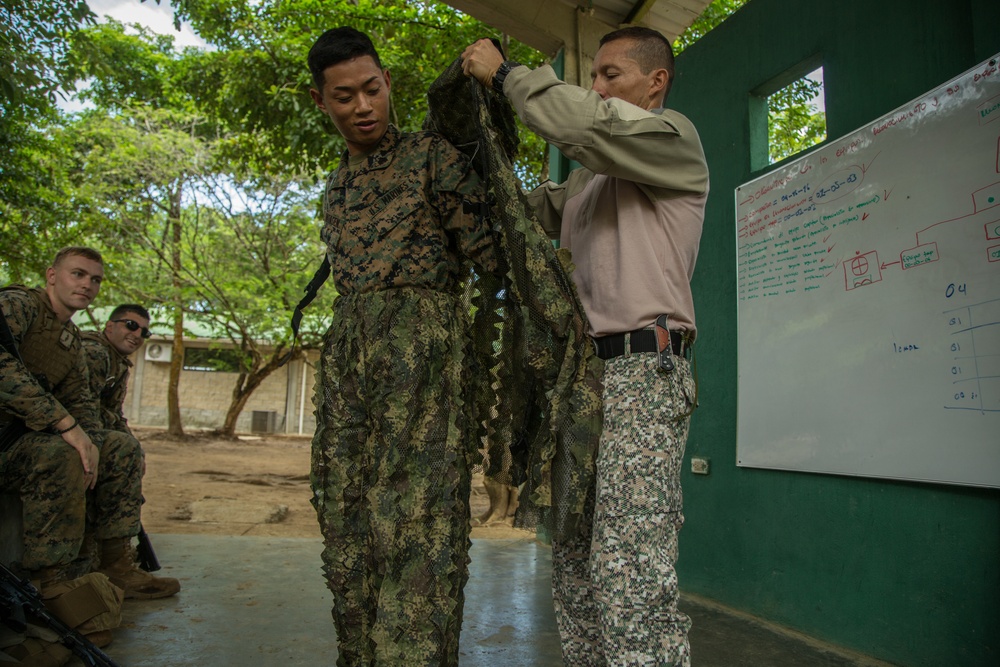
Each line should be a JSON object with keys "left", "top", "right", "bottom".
{"left": 79, "top": 304, "right": 181, "bottom": 601}
{"left": 81, "top": 305, "right": 152, "bottom": 437}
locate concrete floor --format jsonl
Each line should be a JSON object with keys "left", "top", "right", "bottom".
{"left": 65, "top": 534, "right": 891, "bottom": 667}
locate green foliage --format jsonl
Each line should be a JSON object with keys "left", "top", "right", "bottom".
{"left": 673, "top": 0, "right": 748, "bottom": 54}
{"left": 768, "top": 76, "right": 826, "bottom": 164}
{"left": 1, "top": 0, "right": 97, "bottom": 281}
{"left": 57, "top": 105, "right": 206, "bottom": 311}
{"left": 66, "top": 19, "right": 182, "bottom": 111}
{"left": 0, "top": 0, "right": 95, "bottom": 112}
{"left": 55, "top": 100, "right": 327, "bottom": 434}
{"left": 166, "top": 0, "right": 546, "bottom": 176}
{"left": 0, "top": 120, "right": 80, "bottom": 283}
{"left": 178, "top": 173, "right": 329, "bottom": 347}
{"left": 60, "top": 104, "right": 326, "bottom": 338}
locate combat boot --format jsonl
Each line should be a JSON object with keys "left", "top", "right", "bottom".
{"left": 97, "top": 537, "right": 181, "bottom": 600}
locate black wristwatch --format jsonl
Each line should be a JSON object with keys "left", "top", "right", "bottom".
{"left": 492, "top": 60, "right": 520, "bottom": 94}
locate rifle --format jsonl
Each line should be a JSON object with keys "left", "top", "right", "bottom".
{"left": 136, "top": 524, "right": 161, "bottom": 572}
{"left": 0, "top": 312, "right": 29, "bottom": 454}
{"left": 0, "top": 562, "right": 121, "bottom": 667}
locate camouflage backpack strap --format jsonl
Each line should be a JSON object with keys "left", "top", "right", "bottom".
{"left": 290, "top": 256, "right": 330, "bottom": 341}
{"left": 279, "top": 255, "right": 330, "bottom": 367}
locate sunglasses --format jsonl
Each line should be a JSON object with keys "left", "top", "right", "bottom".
{"left": 112, "top": 319, "right": 152, "bottom": 339}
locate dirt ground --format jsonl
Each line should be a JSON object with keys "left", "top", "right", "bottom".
{"left": 136, "top": 427, "right": 533, "bottom": 541}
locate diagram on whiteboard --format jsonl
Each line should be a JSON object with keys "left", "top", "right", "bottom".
{"left": 735, "top": 55, "right": 1000, "bottom": 488}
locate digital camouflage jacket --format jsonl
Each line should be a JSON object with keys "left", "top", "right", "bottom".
{"left": 80, "top": 331, "right": 134, "bottom": 435}
{"left": 321, "top": 124, "right": 498, "bottom": 294}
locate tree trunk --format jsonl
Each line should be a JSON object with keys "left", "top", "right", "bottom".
{"left": 219, "top": 380, "right": 254, "bottom": 437}
{"left": 217, "top": 347, "right": 290, "bottom": 437}
{"left": 167, "top": 308, "right": 184, "bottom": 436}
{"left": 166, "top": 191, "right": 185, "bottom": 436}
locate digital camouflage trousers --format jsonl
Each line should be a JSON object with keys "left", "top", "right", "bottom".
{"left": 0, "top": 429, "right": 143, "bottom": 572}
{"left": 311, "top": 288, "right": 475, "bottom": 667}
{"left": 552, "top": 352, "right": 696, "bottom": 667}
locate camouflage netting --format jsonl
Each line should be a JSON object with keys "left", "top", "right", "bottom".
{"left": 423, "top": 60, "right": 604, "bottom": 541}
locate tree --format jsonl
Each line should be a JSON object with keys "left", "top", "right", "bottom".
{"left": 0, "top": 0, "right": 97, "bottom": 282}
{"left": 54, "top": 17, "right": 333, "bottom": 436}
{"left": 0, "top": 0, "right": 95, "bottom": 115}
{"left": 7, "top": 2, "right": 548, "bottom": 435}
{"left": 63, "top": 97, "right": 327, "bottom": 437}
{"left": 65, "top": 104, "right": 209, "bottom": 436}
{"left": 179, "top": 174, "right": 326, "bottom": 436}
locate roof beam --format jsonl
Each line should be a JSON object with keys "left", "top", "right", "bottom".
{"left": 440, "top": 0, "right": 715, "bottom": 81}
{"left": 624, "top": 0, "right": 659, "bottom": 25}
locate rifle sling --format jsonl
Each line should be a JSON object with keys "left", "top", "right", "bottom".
{"left": 279, "top": 256, "right": 330, "bottom": 367}
{"left": 290, "top": 256, "right": 330, "bottom": 339}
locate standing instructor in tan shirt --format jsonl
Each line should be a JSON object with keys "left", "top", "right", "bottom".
{"left": 463, "top": 26, "right": 708, "bottom": 667}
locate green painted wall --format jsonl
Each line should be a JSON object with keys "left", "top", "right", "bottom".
{"left": 666, "top": 1, "right": 1000, "bottom": 665}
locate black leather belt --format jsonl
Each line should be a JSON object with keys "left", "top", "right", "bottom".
{"left": 593, "top": 328, "right": 689, "bottom": 360}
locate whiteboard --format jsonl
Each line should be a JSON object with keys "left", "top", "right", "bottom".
{"left": 735, "top": 54, "right": 1000, "bottom": 488}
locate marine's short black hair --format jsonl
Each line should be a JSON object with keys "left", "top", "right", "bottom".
{"left": 308, "top": 27, "right": 382, "bottom": 91}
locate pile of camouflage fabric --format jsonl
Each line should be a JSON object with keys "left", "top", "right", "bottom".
{"left": 424, "top": 59, "right": 603, "bottom": 542}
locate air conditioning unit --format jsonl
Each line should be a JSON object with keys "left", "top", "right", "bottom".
{"left": 251, "top": 410, "right": 278, "bottom": 434}
{"left": 144, "top": 343, "right": 172, "bottom": 363}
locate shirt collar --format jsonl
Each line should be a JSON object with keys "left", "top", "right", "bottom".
{"left": 332, "top": 125, "right": 401, "bottom": 187}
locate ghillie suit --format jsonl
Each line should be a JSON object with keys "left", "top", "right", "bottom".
{"left": 423, "top": 59, "right": 604, "bottom": 542}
